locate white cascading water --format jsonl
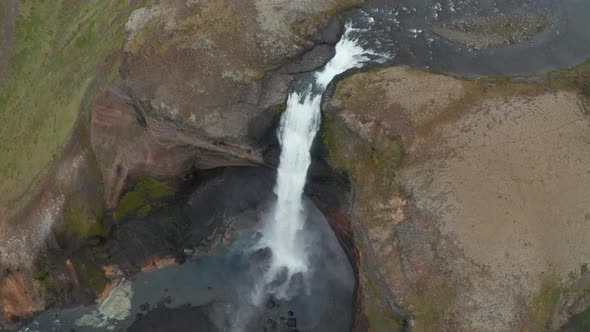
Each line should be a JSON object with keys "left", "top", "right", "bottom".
{"left": 260, "top": 23, "right": 384, "bottom": 298}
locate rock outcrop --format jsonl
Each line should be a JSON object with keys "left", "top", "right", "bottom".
{"left": 93, "top": 0, "right": 360, "bottom": 210}
{"left": 323, "top": 66, "right": 590, "bottom": 331}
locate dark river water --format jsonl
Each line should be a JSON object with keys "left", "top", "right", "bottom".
{"left": 356, "top": 0, "right": 590, "bottom": 76}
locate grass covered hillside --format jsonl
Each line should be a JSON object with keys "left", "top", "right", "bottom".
{"left": 0, "top": 0, "right": 149, "bottom": 211}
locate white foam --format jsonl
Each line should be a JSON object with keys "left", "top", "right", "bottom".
{"left": 261, "top": 22, "right": 381, "bottom": 297}
{"left": 316, "top": 25, "right": 373, "bottom": 88}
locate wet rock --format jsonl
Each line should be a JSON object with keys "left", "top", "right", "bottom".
{"left": 287, "top": 317, "right": 297, "bottom": 327}
{"left": 283, "top": 44, "right": 336, "bottom": 74}
{"left": 269, "top": 268, "right": 289, "bottom": 289}
{"left": 263, "top": 317, "right": 278, "bottom": 331}
{"left": 139, "top": 302, "right": 150, "bottom": 312}
{"left": 313, "top": 16, "right": 345, "bottom": 45}
{"left": 183, "top": 248, "right": 196, "bottom": 256}
{"left": 266, "top": 298, "right": 278, "bottom": 309}
{"left": 184, "top": 167, "right": 274, "bottom": 237}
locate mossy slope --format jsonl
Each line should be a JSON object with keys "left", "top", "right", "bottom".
{"left": 0, "top": 0, "right": 150, "bottom": 210}
{"left": 115, "top": 177, "right": 175, "bottom": 221}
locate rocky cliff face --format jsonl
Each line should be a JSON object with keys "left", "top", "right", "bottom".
{"left": 323, "top": 66, "right": 590, "bottom": 331}
{"left": 0, "top": 0, "right": 361, "bottom": 325}
{"left": 92, "top": 0, "right": 361, "bottom": 210}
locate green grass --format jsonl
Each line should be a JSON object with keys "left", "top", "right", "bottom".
{"left": 32, "top": 269, "right": 49, "bottom": 281}
{"left": 563, "top": 309, "right": 590, "bottom": 331}
{"left": 409, "top": 281, "right": 457, "bottom": 329}
{"left": 273, "top": 102, "right": 287, "bottom": 114}
{"left": 364, "top": 279, "right": 403, "bottom": 331}
{"left": 544, "top": 57, "right": 590, "bottom": 77}
{"left": 527, "top": 277, "right": 561, "bottom": 331}
{"left": 63, "top": 192, "right": 106, "bottom": 246}
{"left": 76, "top": 260, "right": 108, "bottom": 296}
{"left": 115, "top": 177, "right": 175, "bottom": 221}
{"left": 0, "top": 0, "right": 151, "bottom": 210}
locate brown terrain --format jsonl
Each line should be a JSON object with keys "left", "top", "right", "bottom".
{"left": 0, "top": 272, "right": 44, "bottom": 321}
{"left": 325, "top": 66, "right": 590, "bottom": 331}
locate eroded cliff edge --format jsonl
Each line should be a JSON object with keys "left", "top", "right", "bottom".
{"left": 321, "top": 65, "right": 590, "bottom": 331}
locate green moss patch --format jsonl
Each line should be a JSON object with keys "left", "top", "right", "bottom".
{"left": 63, "top": 195, "right": 106, "bottom": 246}
{"left": 321, "top": 112, "right": 402, "bottom": 228}
{"left": 273, "top": 102, "right": 287, "bottom": 114}
{"left": 115, "top": 178, "right": 175, "bottom": 221}
{"left": 76, "top": 259, "right": 108, "bottom": 296}
{"left": 364, "top": 279, "right": 403, "bottom": 331}
{"left": 548, "top": 68, "right": 590, "bottom": 114}
{"left": 562, "top": 308, "right": 590, "bottom": 331}
{"left": 407, "top": 280, "right": 457, "bottom": 329}
{"left": 59, "top": 151, "right": 107, "bottom": 246}
{"left": 32, "top": 269, "right": 49, "bottom": 281}
{"left": 527, "top": 276, "right": 562, "bottom": 331}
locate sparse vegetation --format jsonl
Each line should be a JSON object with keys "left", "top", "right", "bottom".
{"left": 415, "top": 77, "right": 547, "bottom": 140}
{"left": 0, "top": 0, "right": 151, "bottom": 210}
{"left": 63, "top": 193, "right": 106, "bottom": 246}
{"left": 363, "top": 276, "right": 403, "bottom": 331}
{"left": 115, "top": 177, "right": 175, "bottom": 221}
{"left": 563, "top": 308, "right": 590, "bottom": 331}
{"left": 32, "top": 270, "right": 49, "bottom": 281}
{"left": 411, "top": 281, "right": 457, "bottom": 329}
{"left": 321, "top": 108, "right": 402, "bottom": 230}
{"left": 322, "top": 95, "right": 407, "bottom": 331}
{"left": 274, "top": 102, "right": 287, "bottom": 114}
{"left": 76, "top": 260, "right": 108, "bottom": 296}
{"left": 527, "top": 276, "right": 562, "bottom": 331}
{"left": 546, "top": 63, "right": 590, "bottom": 114}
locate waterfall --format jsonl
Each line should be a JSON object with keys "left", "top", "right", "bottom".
{"left": 259, "top": 22, "right": 384, "bottom": 298}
